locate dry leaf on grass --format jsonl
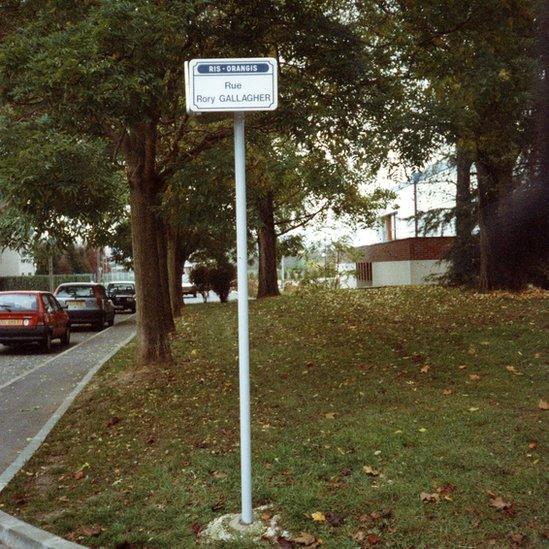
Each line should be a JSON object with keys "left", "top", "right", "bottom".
{"left": 324, "top": 412, "right": 337, "bottom": 420}
{"left": 420, "top": 492, "right": 440, "bottom": 503}
{"left": 443, "top": 389, "right": 453, "bottom": 395}
{"left": 367, "top": 533, "right": 381, "bottom": 545}
{"left": 505, "top": 365, "right": 523, "bottom": 375}
{"left": 362, "top": 465, "right": 380, "bottom": 476}
{"left": 489, "top": 495, "right": 512, "bottom": 510}
{"left": 469, "top": 374, "right": 481, "bottom": 381}
{"left": 80, "top": 525, "right": 101, "bottom": 537}
{"left": 538, "top": 399, "right": 549, "bottom": 411}
{"left": 311, "top": 511, "right": 326, "bottom": 522}
{"left": 325, "top": 511, "right": 344, "bottom": 527}
{"left": 293, "top": 532, "right": 322, "bottom": 546}
{"left": 420, "top": 365, "right": 430, "bottom": 373}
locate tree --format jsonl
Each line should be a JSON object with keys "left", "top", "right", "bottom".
{"left": 359, "top": 0, "right": 542, "bottom": 290}
{"left": 246, "top": 137, "right": 392, "bottom": 297}
{"left": 0, "top": 0, "right": 404, "bottom": 363}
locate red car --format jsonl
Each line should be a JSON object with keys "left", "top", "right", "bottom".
{"left": 0, "top": 291, "right": 70, "bottom": 352}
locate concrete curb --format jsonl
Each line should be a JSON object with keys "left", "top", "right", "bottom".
{"left": 0, "top": 320, "right": 136, "bottom": 548}
{"left": 0, "top": 510, "right": 84, "bottom": 548}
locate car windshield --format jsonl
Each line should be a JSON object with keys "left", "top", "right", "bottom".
{"left": 56, "top": 286, "right": 95, "bottom": 298}
{"left": 108, "top": 284, "right": 134, "bottom": 294}
{"left": 0, "top": 294, "right": 38, "bottom": 312}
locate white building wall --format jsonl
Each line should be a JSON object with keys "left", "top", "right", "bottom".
{"left": 409, "top": 259, "right": 449, "bottom": 285}
{"left": 0, "top": 249, "right": 36, "bottom": 276}
{"left": 372, "top": 261, "right": 412, "bottom": 286}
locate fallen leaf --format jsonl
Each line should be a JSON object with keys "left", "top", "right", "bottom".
{"left": 211, "top": 471, "right": 227, "bottom": 479}
{"left": 362, "top": 465, "right": 380, "bottom": 476}
{"left": 489, "top": 495, "right": 512, "bottom": 510}
{"left": 325, "top": 511, "right": 344, "bottom": 527}
{"left": 458, "top": 364, "right": 467, "bottom": 369}
{"left": 509, "top": 533, "right": 526, "bottom": 546}
{"left": 468, "top": 407, "right": 479, "bottom": 412}
{"left": 339, "top": 467, "right": 352, "bottom": 477}
{"left": 352, "top": 530, "right": 366, "bottom": 543}
{"left": 538, "top": 399, "right": 549, "bottom": 411}
{"left": 324, "top": 412, "right": 337, "bottom": 420}
{"left": 469, "top": 374, "right": 481, "bottom": 381}
{"left": 528, "top": 440, "right": 538, "bottom": 449}
{"left": 73, "top": 470, "right": 85, "bottom": 480}
{"left": 437, "top": 483, "right": 456, "bottom": 496}
{"left": 191, "top": 522, "right": 202, "bottom": 536}
{"left": 293, "top": 532, "right": 321, "bottom": 546}
{"left": 420, "top": 492, "right": 440, "bottom": 503}
{"left": 311, "top": 511, "right": 326, "bottom": 522}
{"left": 467, "top": 346, "right": 477, "bottom": 355}
{"left": 367, "top": 533, "right": 381, "bottom": 545}
{"left": 261, "top": 511, "right": 272, "bottom": 521}
{"left": 420, "top": 365, "right": 430, "bottom": 373}
{"left": 443, "top": 389, "right": 453, "bottom": 395}
{"left": 277, "top": 536, "right": 294, "bottom": 548}
{"left": 418, "top": 427, "right": 427, "bottom": 432}
{"left": 106, "top": 416, "right": 122, "bottom": 427}
{"left": 80, "top": 525, "right": 101, "bottom": 537}
{"left": 505, "top": 365, "right": 523, "bottom": 375}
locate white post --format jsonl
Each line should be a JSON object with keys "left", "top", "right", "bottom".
{"left": 234, "top": 112, "right": 253, "bottom": 525}
{"left": 280, "top": 255, "right": 285, "bottom": 291}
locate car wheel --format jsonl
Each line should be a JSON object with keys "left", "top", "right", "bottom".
{"left": 130, "top": 305, "right": 136, "bottom": 314}
{"left": 61, "top": 326, "right": 71, "bottom": 346}
{"left": 41, "top": 332, "right": 52, "bottom": 353}
{"left": 107, "top": 315, "right": 114, "bottom": 327}
{"left": 94, "top": 315, "right": 105, "bottom": 331}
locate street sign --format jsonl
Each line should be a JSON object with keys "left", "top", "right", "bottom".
{"left": 184, "top": 57, "right": 278, "bottom": 526}
{"left": 185, "top": 58, "right": 278, "bottom": 113}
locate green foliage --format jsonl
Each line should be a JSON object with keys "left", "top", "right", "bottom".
{"left": 0, "top": 116, "right": 125, "bottom": 251}
{"left": 0, "top": 274, "right": 92, "bottom": 292}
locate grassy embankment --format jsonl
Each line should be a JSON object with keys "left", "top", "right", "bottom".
{"left": 0, "top": 287, "right": 547, "bottom": 547}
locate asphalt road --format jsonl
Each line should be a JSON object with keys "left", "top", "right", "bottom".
{"left": 0, "top": 313, "right": 136, "bottom": 481}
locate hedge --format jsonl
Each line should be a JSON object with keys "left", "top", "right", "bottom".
{"left": 0, "top": 274, "right": 93, "bottom": 292}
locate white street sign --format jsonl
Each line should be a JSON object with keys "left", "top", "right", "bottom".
{"left": 185, "top": 57, "right": 278, "bottom": 113}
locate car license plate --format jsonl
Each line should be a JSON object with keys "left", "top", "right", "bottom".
{"left": 67, "top": 301, "right": 85, "bottom": 309}
{"left": 0, "top": 319, "right": 24, "bottom": 326}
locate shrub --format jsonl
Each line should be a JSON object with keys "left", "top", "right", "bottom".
{"left": 208, "top": 263, "right": 236, "bottom": 303}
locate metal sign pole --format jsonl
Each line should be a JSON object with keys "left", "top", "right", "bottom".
{"left": 234, "top": 111, "right": 253, "bottom": 525}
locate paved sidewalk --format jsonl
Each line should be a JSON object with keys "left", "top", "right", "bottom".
{"left": 0, "top": 316, "right": 136, "bottom": 486}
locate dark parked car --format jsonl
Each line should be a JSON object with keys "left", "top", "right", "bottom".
{"left": 54, "top": 283, "right": 115, "bottom": 330}
{"left": 0, "top": 291, "right": 70, "bottom": 352}
{"left": 106, "top": 281, "right": 136, "bottom": 313}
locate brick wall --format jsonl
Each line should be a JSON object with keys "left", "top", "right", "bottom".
{"left": 356, "top": 237, "right": 454, "bottom": 262}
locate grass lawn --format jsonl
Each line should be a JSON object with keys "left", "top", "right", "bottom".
{"left": 0, "top": 287, "right": 547, "bottom": 548}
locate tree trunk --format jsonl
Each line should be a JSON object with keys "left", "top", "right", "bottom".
{"left": 257, "top": 192, "right": 280, "bottom": 298}
{"left": 476, "top": 155, "right": 524, "bottom": 292}
{"left": 124, "top": 122, "right": 173, "bottom": 365}
{"left": 450, "top": 145, "right": 476, "bottom": 284}
{"left": 167, "top": 229, "right": 186, "bottom": 318}
{"left": 156, "top": 218, "right": 175, "bottom": 333}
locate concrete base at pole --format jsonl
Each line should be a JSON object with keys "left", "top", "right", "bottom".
{"left": 199, "top": 506, "right": 292, "bottom": 545}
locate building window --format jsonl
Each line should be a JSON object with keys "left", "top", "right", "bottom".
{"left": 356, "top": 262, "right": 372, "bottom": 282}
{"left": 381, "top": 213, "right": 396, "bottom": 242}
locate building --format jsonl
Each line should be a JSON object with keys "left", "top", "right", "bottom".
{"left": 345, "top": 157, "right": 458, "bottom": 288}
{"left": 0, "top": 248, "right": 36, "bottom": 276}
{"left": 354, "top": 236, "right": 453, "bottom": 287}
